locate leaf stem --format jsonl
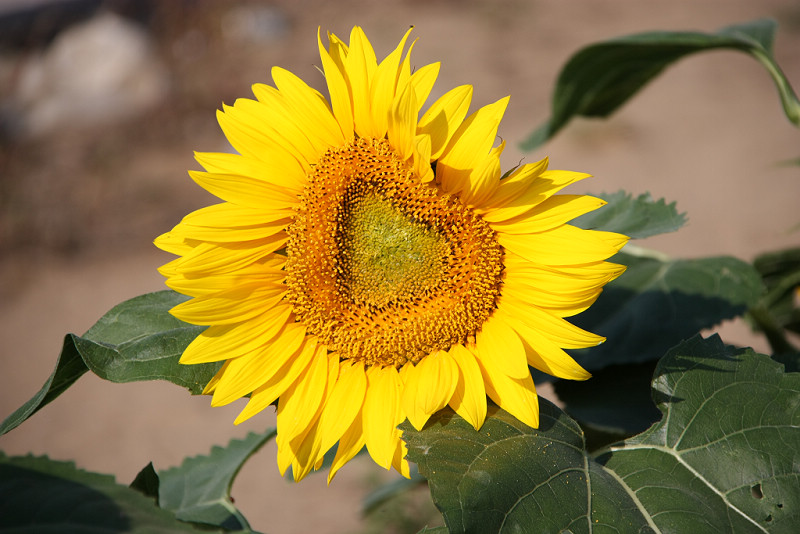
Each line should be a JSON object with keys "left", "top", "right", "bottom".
{"left": 747, "top": 304, "right": 798, "bottom": 354}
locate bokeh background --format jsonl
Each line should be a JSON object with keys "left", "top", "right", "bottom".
{"left": 1, "top": 1, "right": 799, "bottom": 532}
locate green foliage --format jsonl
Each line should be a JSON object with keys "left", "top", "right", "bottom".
{"left": 158, "top": 430, "right": 276, "bottom": 531}
{"left": 571, "top": 190, "right": 686, "bottom": 239}
{"left": 130, "top": 462, "right": 160, "bottom": 500}
{"left": 572, "top": 252, "right": 764, "bottom": 368}
{"left": 554, "top": 361, "right": 660, "bottom": 438}
{"left": 0, "top": 431, "right": 273, "bottom": 534}
{"left": 403, "top": 336, "right": 800, "bottom": 534}
{"left": 362, "top": 466, "right": 426, "bottom": 516}
{"left": 521, "top": 18, "right": 800, "bottom": 150}
{"left": 0, "top": 453, "right": 219, "bottom": 533}
{"left": 0, "top": 291, "right": 217, "bottom": 436}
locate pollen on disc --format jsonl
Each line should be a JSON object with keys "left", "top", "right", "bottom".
{"left": 286, "top": 137, "right": 504, "bottom": 367}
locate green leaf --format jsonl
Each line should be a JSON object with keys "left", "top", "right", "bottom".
{"left": 571, "top": 251, "right": 764, "bottom": 369}
{"left": 158, "top": 429, "right": 276, "bottom": 531}
{"left": 130, "top": 462, "right": 160, "bottom": 500}
{"left": 521, "top": 18, "right": 800, "bottom": 150}
{"left": 571, "top": 190, "right": 686, "bottom": 239}
{"left": 554, "top": 360, "right": 660, "bottom": 439}
{"left": 598, "top": 335, "right": 800, "bottom": 533}
{"left": 403, "top": 335, "right": 800, "bottom": 533}
{"left": 403, "top": 403, "right": 652, "bottom": 533}
{"left": 362, "top": 464, "right": 426, "bottom": 515}
{"left": 753, "top": 248, "right": 800, "bottom": 335}
{"left": 1, "top": 291, "right": 215, "bottom": 436}
{"left": 0, "top": 337, "right": 89, "bottom": 435}
{"left": 0, "top": 453, "right": 218, "bottom": 533}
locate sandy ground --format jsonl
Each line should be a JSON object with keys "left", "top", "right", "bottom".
{"left": 1, "top": 1, "right": 799, "bottom": 533}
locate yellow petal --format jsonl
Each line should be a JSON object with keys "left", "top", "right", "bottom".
{"left": 346, "top": 26, "right": 378, "bottom": 138}
{"left": 170, "top": 283, "right": 285, "bottom": 325}
{"left": 499, "top": 294, "right": 605, "bottom": 349}
{"left": 417, "top": 85, "right": 472, "bottom": 159}
{"left": 270, "top": 66, "right": 345, "bottom": 146}
{"left": 171, "top": 237, "right": 287, "bottom": 276}
{"left": 216, "top": 103, "right": 310, "bottom": 173}
{"left": 458, "top": 140, "right": 503, "bottom": 207}
{"left": 211, "top": 323, "right": 307, "bottom": 406}
{"left": 154, "top": 231, "right": 193, "bottom": 256}
{"left": 387, "top": 85, "right": 418, "bottom": 161}
{"left": 413, "top": 134, "right": 434, "bottom": 183}
{"left": 234, "top": 339, "right": 319, "bottom": 424}
{"left": 401, "top": 351, "right": 459, "bottom": 431}
{"left": 174, "top": 216, "right": 291, "bottom": 243}
{"left": 225, "top": 97, "right": 323, "bottom": 168}
{"left": 474, "top": 312, "right": 529, "bottom": 379}
{"left": 369, "top": 28, "right": 413, "bottom": 138}
{"left": 180, "top": 303, "right": 292, "bottom": 364}
{"left": 498, "top": 225, "right": 627, "bottom": 266}
{"left": 480, "top": 171, "right": 591, "bottom": 223}
{"left": 408, "top": 62, "right": 440, "bottom": 113}
{"left": 504, "top": 252, "right": 627, "bottom": 288}
{"left": 316, "top": 360, "right": 368, "bottom": 456}
{"left": 490, "top": 195, "right": 606, "bottom": 235}
{"left": 502, "top": 276, "right": 602, "bottom": 317}
{"left": 178, "top": 202, "right": 291, "bottom": 229}
{"left": 447, "top": 344, "right": 487, "bottom": 430}
{"left": 189, "top": 171, "right": 299, "bottom": 211}
{"left": 201, "top": 360, "right": 229, "bottom": 395}
{"left": 436, "top": 96, "right": 509, "bottom": 196}
{"left": 194, "top": 151, "right": 305, "bottom": 192}
{"left": 318, "top": 28, "right": 354, "bottom": 138}
{"left": 391, "top": 432, "right": 411, "bottom": 479}
{"left": 496, "top": 309, "right": 591, "bottom": 381}
{"left": 164, "top": 263, "right": 285, "bottom": 298}
{"left": 363, "top": 366, "right": 403, "bottom": 469}
{"left": 473, "top": 346, "right": 540, "bottom": 429}
{"left": 327, "top": 31, "right": 349, "bottom": 68}
{"left": 276, "top": 346, "right": 333, "bottom": 444}
{"left": 328, "top": 410, "right": 366, "bottom": 483}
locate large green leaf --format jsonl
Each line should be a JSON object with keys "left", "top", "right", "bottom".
{"left": 158, "top": 429, "right": 276, "bottom": 531}
{"left": 598, "top": 336, "right": 799, "bottom": 533}
{"left": 521, "top": 18, "right": 800, "bottom": 150}
{"left": 0, "top": 453, "right": 221, "bottom": 533}
{"left": 571, "top": 190, "right": 686, "bottom": 239}
{"left": 0, "top": 291, "right": 214, "bottom": 436}
{"left": 554, "top": 360, "right": 661, "bottom": 439}
{"left": 571, "top": 251, "right": 764, "bottom": 370}
{"left": 403, "top": 403, "right": 651, "bottom": 533}
{"left": 403, "top": 335, "right": 800, "bottom": 533}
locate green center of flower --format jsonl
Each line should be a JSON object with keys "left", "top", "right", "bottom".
{"left": 286, "top": 137, "right": 503, "bottom": 367}
{"left": 338, "top": 194, "right": 448, "bottom": 308}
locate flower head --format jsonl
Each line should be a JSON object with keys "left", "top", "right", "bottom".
{"left": 156, "top": 26, "right": 627, "bottom": 482}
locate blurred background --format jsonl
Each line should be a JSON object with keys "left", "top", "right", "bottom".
{"left": 1, "top": 1, "right": 798, "bottom": 532}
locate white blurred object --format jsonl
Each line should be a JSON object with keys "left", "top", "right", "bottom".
{"left": 11, "top": 11, "right": 169, "bottom": 137}
{"left": 221, "top": 5, "right": 288, "bottom": 45}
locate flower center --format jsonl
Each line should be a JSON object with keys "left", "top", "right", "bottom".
{"left": 338, "top": 193, "right": 449, "bottom": 308}
{"left": 286, "top": 137, "right": 503, "bottom": 367}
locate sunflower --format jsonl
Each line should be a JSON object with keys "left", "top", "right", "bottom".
{"left": 155, "top": 26, "right": 627, "bottom": 482}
